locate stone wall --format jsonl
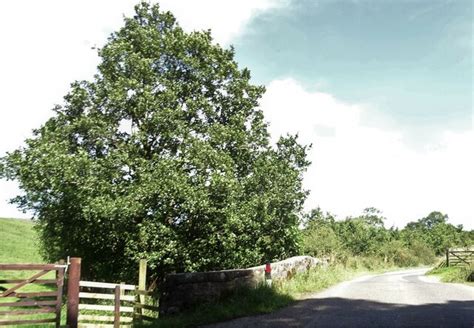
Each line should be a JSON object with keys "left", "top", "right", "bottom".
{"left": 159, "top": 256, "right": 327, "bottom": 316}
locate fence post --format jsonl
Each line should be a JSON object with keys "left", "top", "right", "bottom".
{"left": 120, "top": 282, "right": 125, "bottom": 298}
{"left": 137, "top": 259, "right": 147, "bottom": 319}
{"left": 67, "top": 257, "right": 81, "bottom": 328}
{"left": 114, "top": 285, "right": 120, "bottom": 328}
{"left": 55, "top": 259, "right": 65, "bottom": 328}
{"left": 446, "top": 249, "right": 449, "bottom": 267}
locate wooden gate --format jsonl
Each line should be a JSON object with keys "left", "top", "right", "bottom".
{"left": 0, "top": 262, "right": 66, "bottom": 327}
{"left": 446, "top": 249, "right": 474, "bottom": 267}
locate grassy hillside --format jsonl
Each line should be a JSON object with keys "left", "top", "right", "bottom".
{"left": 0, "top": 218, "right": 61, "bottom": 327}
{"left": 0, "top": 217, "right": 43, "bottom": 263}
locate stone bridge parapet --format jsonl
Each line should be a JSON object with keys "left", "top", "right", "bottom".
{"left": 159, "top": 256, "right": 327, "bottom": 315}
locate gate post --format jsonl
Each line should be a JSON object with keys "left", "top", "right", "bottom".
{"left": 445, "top": 249, "right": 449, "bottom": 267}
{"left": 114, "top": 285, "right": 121, "bottom": 328}
{"left": 138, "top": 259, "right": 147, "bottom": 317}
{"left": 67, "top": 257, "right": 81, "bottom": 328}
{"left": 55, "top": 259, "right": 66, "bottom": 328}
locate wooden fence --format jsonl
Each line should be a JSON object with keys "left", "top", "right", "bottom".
{"left": 446, "top": 249, "right": 474, "bottom": 267}
{"left": 78, "top": 281, "right": 135, "bottom": 327}
{"left": 67, "top": 258, "right": 158, "bottom": 328}
{"left": 0, "top": 262, "right": 66, "bottom": 327}
{"left": 0, "top": 258, "right": 157, "bottom": 327}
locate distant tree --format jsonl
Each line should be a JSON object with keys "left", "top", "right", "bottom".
{"left": 461, "top": 229, "right": 474, "bottom": 247}
{"left": 335, "top": 218, "right": 374, "bottom": 255}
{"left": 302, "top": 208, "right": 341, "bottom": 258}
{"left": 418, "top": 211, "right": 448, "bottom": 229}
{"left": 333, "top": 208, "right": 389, "bottom": 256}
{"left": 302, "top": 225, "right": 341, "bottom": 259}
{"left": 402, "top": 211, "right": 464, "bottom": 255}
{"left": 0, "top": 2, "right": 310, "bottom": 281}
{"left": 378, "top": 239, "right": 434, "bottom": 267}
{"left": 359, "top": 207, "right": 386, "bottom": 228}
{"left": 304, "top": 207, "right": 336, "bottom": 228}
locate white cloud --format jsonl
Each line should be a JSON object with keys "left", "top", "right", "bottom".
{"left": 0, "top": 0, "right": 283, "bottom": 218}
{"left": 158, "top": 0, "right": 289, "bottom": 45}
{"left": 260, "top": 78, "right": 474, "bottom": 229}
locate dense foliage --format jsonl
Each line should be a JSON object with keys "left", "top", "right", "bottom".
{"left": 302, "top": 208, "right": 473, "bottom": 267}
{"left": 400, "top": 211, "right": 471, "bottom": 255}
{"left": 0, "top": 3, "right": 309, "bottom": 281}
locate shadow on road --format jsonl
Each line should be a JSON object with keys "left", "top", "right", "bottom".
{"left": 208, "top": 298, "right": 474, "bottom": 328}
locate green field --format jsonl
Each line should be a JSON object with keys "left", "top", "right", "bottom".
{"left": 0, "top": 217, "right": 61, "bottom": 327}
{"left": 0, "top": 217, "right": 53, "bottom": 285}
{"left": 0, "top": 217, "right": 43, "bottom": 263}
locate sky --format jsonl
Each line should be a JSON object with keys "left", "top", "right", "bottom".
{"left": 0, "top": 0, "right": 472, "bottom": 229}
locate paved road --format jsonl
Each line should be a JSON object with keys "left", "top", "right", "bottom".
{"left": 207, "top": 268, "right": 474, "bottom": 328}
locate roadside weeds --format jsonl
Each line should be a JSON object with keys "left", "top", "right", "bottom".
{"left": 427, "top": 264, "right": 474, "bottom": 287}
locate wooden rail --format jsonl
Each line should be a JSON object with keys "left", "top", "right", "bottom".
{"left": 79, "top": 281, "right": 135, "bottom": 290}
{"left": 446, "top": 249, "right": 474, "bottom": 267}
{"left": 78, "top": 282, "right": 135, "bottom": 327}
{"left": 66, "top": 258, "right": 158, "bottom": 327}
{"left": 0, "top": 261, "right": 66, "bottom": 327}
{"left": 76, "top": 283, "right": 159, "bottom": 327}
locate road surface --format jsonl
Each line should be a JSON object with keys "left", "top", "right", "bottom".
{"left": 207, "top": 268, "right": 474, "bottom": 328}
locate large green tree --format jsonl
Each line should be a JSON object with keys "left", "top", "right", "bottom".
{"left": 0, "top": 2, "right": 310, "bottom": 281}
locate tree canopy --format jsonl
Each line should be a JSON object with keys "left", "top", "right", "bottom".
{"left": 401, "top": 211, "right": 469, "bottom": 255}
{"left": 302, "top": 208, "right": 473, "bottom": 267}
{"left": 0, "top": 2, "right": 310, "bottom": 281}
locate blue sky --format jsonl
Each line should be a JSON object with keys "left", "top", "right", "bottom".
{"left": 0, "top": 0, "right": 472, "bottom": 228}
{"left": 233, "top": 0, "right": 472, "bottom": 140}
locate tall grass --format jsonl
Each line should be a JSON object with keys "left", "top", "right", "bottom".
{"left": 428, "top": 264, "right": 474, "bottom": 285}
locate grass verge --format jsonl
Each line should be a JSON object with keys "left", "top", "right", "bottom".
{"left": 139, "top": 285, "right": 293, "bottom": 328}
{"left": 427, "top": 265, "right": 474, "bottom": 286}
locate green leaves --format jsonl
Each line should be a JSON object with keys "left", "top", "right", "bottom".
{"left": 1, "top": 2, "right": 309, "bottom": 281}
{"left": 402, "top": 211, "right": 471, "bottom": 255}
{"left": 302, "top": 206, "right": 471, "bottom": 267}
